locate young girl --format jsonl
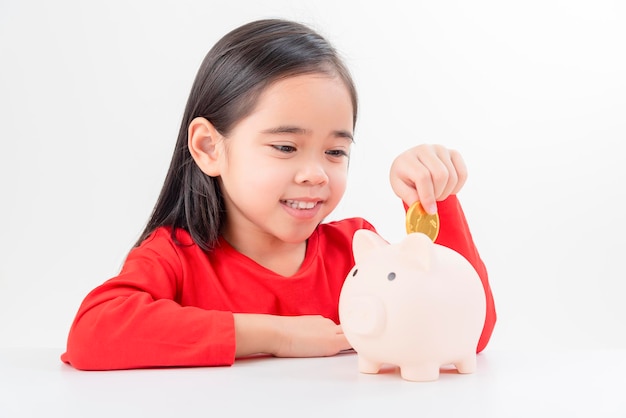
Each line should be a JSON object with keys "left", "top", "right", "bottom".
{"left": 61, "top": 18, "right": 496, "bottom": 370}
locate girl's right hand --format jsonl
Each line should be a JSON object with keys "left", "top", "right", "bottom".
{"left": 389, "top": 144, "right": 468, "bottom": 214}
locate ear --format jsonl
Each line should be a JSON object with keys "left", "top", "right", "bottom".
{"left": 352, "top": 229, "right": 388, "bottom": 265}
{"left": 188, "top": 117, "right": 224, "bottom": 177}
{"left": 401, "top": 232, "right": 433, "bottom": 271}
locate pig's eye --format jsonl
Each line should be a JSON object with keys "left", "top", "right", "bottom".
{"left": 387, "top": 272, "right": 396, "bottom": 281}
{"left": 352, "top": 268, "right": 358, "bottom": 277}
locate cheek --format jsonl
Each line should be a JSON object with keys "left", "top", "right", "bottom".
{"left": 229, "top": 168, "right": 274, "bottom": 192}
{"left": 222, "top": 149, "right": 277, "bottom": 187}
{"left": 329, "top": 165, "right": 349, "bottom": 193}
{"left": 235, "top": 164, "right": 286, "bottom": 198}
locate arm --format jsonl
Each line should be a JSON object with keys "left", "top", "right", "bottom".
{"left": 234, "top": 314, "right": 350, "bottom": 358}
{"left": 62, "top": 230, "right": 352, "bottom": 370}
{"left": 61, "top": 236, "right": 236, "bottom": 370}
{"left": 431, "top": 195, "right": 496, "bottom": 353}
{"left": 390, "top": 144, "right": 496, "bottom": 353}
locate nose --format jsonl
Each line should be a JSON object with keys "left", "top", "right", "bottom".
{"left": 294, "top": 159, "right": 329, "bottom": 186}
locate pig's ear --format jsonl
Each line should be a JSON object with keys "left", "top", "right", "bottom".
{"left": 401, "top": 232, "right": 433, "bottom": 271}
{"left": 352, "top": 229, "right": 388, "bottom": 264}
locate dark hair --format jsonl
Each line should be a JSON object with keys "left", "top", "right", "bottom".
{"left": 135, "top": 18, "right": 358, "bottom": 251}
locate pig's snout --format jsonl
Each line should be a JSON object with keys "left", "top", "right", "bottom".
{"left": 340, "top": 295, "right": 386, "bottom": 336}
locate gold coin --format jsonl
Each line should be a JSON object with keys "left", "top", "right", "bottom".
{"left": 405, "top": 201, "right": 440, "bottom": 241}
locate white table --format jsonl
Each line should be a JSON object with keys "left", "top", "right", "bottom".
{"left": 1, "top": 348, "right": 624, "bottom": 417}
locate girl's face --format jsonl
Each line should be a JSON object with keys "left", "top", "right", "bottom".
{"left": 217, "top": 73, "right": 354, "bottom": 249}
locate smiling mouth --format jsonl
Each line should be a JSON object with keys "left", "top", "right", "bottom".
{"left": 281, "top": 199, "right": 319, "bottom": 210}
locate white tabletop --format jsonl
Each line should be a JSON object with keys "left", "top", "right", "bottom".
{"left": 1, "top": 347, "right": 624, "bottom": 417}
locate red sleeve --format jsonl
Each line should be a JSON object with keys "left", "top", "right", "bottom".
{"left": 404, "top": 195, "right": 496, "bottom": 353}
{"left": 60, "top": 233, "right": 236, "bottom": 371}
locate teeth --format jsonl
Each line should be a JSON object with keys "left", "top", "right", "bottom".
{"left": 284, "top": 200, "right": 317, "bottom": 210}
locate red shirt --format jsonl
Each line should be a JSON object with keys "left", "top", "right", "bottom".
{"left": 61, "top": 195, "right": 496, "bottom": 370}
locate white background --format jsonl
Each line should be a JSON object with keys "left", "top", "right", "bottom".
{"left": 1, "top": 0, "right": 624, "bottom": 351}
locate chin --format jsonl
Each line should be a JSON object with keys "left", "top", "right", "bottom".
{"left": 282, "top": 225, "right": 320, "bottom": 244}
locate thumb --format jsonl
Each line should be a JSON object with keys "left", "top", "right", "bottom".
{"left": 390, "top": 177, "right": 420, "bottom": 208}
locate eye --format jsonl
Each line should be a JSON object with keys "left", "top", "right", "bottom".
{"left": 352, "top": 268, "right": 358, "bottom": 277}
{"left": 272, "top": 144, "right": 297, "bottom": 153}
{"left": 326, "top": 149, "right": 349, "bottom": 158}
{"left": 387, "top": 272, "right": 396, "bottom": 281}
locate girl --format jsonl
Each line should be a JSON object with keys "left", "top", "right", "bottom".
{"left": 62, "top": 18, "right": 496, "bottom": 370}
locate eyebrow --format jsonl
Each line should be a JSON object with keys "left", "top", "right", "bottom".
{"left": 261, "top": 125, "right": 354, "bottom": 142}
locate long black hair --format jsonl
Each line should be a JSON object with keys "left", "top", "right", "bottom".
{"left": 135, "top": 19, "right": 358, "bottom": 251}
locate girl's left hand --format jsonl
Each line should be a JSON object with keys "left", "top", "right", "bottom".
{"left": 389, "top": 144, "right": 468, "bottom": 214}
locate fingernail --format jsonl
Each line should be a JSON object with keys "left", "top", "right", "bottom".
{"left": 428, "top": 203, "right": 437, "bottom": 214}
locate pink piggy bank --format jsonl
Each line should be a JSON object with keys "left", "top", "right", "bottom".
{"left": 338, "top": 229, "right": 486, "bottom": 382}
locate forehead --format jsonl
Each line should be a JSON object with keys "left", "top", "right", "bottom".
{"left": 248, "top": 73, "right": 354, "bottom": 127}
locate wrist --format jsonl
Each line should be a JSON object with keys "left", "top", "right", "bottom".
{"left": 233, "top": 313, "right": 280, "bottom": 357}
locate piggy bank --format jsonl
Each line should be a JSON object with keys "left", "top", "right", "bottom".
{"left": 338, "top": 229, "right": 486, "bottom": 382}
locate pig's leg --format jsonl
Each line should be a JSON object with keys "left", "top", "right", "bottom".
{"left": 400, "top": 363, "right": 440, "bottom": 382}
{"left": 358, "top": 356, "right": 382, "bottom": 374}
{"left": 454, "top": 354, "right": 477, "bottom": 374}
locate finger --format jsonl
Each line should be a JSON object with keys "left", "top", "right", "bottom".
{"left": 389, "top": 165, "right": 436, "bottom": 212}
{"left": 449, "top": 149, "right": 468, "bottom": 195}
{"left": 433, "top": 146, "right": 459, "bottom": 200}
{"left": 335, "top": 334, "right": 352, "bottom": 353}
{"left": 389, "top": 176, "right": 419, "bottom": 207}
{"left": 413, "top": 150, "right": 447, "bottom": 211}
